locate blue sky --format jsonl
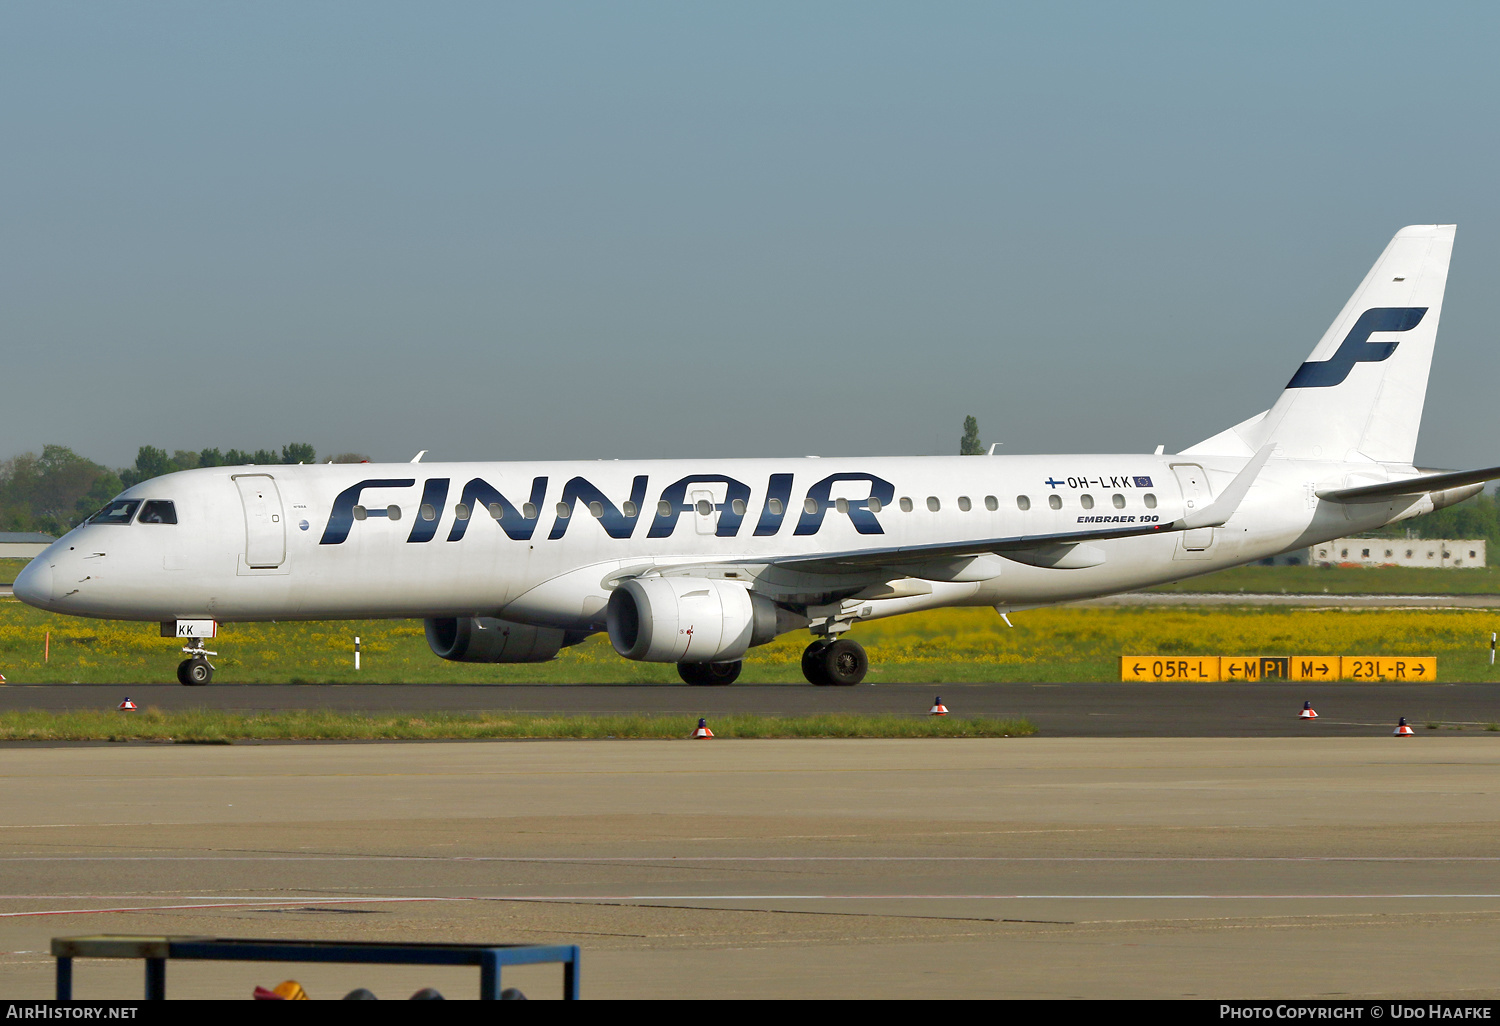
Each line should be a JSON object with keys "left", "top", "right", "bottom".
{"left": 4, "top": 3, "right": 1498, "bottom": 468}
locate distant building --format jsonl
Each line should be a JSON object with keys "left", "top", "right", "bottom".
{"left": 0, "top": 532, "right": 55, "bottom": 560}
{"left": 1261, "top": 538, "right": 1487, "bottom": 568}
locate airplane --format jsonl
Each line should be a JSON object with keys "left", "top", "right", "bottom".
{"left": 15, "top": 224, "right": 1499, "bottom": 686}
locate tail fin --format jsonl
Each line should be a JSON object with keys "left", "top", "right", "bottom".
{"left": 1184, "top": 225, "right": 1455, "bottom": 464}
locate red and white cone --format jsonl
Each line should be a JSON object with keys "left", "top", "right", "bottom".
{"left": 1393, "top": 717, "right": 1414, "bottom": 737}
{"left": 691, "top": 717, "right": 714, "bottom": 739}
{"left": 0, "top": 674, "right": 6, "bottom": 684}
{"left": 930, "top": 697, "right": 948, "bottom": 716}
{"left": 1299, "top": 701, "right": 1318, "bottom": 719}
{"left": 118, "top": 697, "right": 137, "bottom": 711}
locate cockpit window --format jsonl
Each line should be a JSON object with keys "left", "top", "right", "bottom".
{"left": 88, "top": 499, "right": 141, "bottom": 525}
{"left": 137, "top": 500, "right": 177, "bottom": 525}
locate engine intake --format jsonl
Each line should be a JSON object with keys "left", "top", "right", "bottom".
{"left": 424, "top": 616, "right": 580, "bottom": 663}
{"left": 607, "top": 577, "right": 778, "bottom": 663}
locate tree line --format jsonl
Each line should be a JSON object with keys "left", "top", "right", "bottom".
{"left": 0, "top": 444, "right": 368, "bottom": 537}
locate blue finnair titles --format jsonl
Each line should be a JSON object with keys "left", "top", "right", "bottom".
{"left": 15, "top": 225, "right": 1498, "bottom": 688}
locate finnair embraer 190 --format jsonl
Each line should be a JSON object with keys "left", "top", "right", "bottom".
{"left": 16, "top": 225, "right": 1498, "bottom": 686}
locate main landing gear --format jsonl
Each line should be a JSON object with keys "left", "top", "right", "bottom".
{"left": 801, "top": 638, "right": 868, "bottom": 686}
{"left": 176, "top": 641, "right": 216, "bottom": 686}
{"left": 677, "top": 660, "right": 743, "bottom": 686}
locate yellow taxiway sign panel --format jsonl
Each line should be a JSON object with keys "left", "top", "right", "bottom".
{"left": 1120, "top": 656, "right": 1220, "bottom": 682}
{"left": 1220, "top": 657, "right": 1295, "bottom": 682}
{"left": 1289, "top": 657, "right": 1340, "bottom": 681}
{"left": 1341, "top": 656, "right": 1437, "bottom": 682}
{"left": 1120, "top": 656, "right": 1435, "bottom": 682}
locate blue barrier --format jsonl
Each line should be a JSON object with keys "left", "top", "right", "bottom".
{"left": 51, "top": 935, "right": 581, "bottom": 1000}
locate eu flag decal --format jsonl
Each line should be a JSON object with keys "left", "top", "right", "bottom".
{"left": 1133, "top": 476, "right": 1153, "bottom": 487}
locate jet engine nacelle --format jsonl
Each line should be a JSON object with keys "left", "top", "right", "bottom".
{"left": 607, "top": 577, "right": 778, "bottom": 663}
{"left": 424, "top": 616, "right": 577, "bottom": 663}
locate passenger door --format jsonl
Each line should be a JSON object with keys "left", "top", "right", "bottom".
{"left": 233, "top": 474, "right": 286, "bottom": 568}
{"left": 1170, "top": 463, "right": 1216, "bottom": 557}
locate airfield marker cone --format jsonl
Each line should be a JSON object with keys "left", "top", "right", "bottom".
{"left": 0, "top": 674, "right": 6, "bottom": 684}
{"left": 691, "top": 718, "right": 714, "bottom": 739}
{"left": 117, "top": 697, "right": 137, "bottom": 711}
{"left": 1394, "top": 717, "right": 1414, "bottom": 737}
{"left": 930, "top": 696, "right": 948, "bottom": 716}
{"left": 1299, "top": 701, "right": 1318, "bottom": 719}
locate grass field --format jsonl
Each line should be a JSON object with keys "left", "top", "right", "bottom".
{"left": 4, "top": 598, "right": 1499, "bottom": 684}
{"left": 0, "top": 558, "right": 30, "bottom": 583}
{"left": 1149, "top": 564, "right": 1500, "bottom": 594}
{"left": 0, "top": 709, "right": 1035, "bottom": 741}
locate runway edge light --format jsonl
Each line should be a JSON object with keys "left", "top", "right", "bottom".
{"left": 692, "top": 718, "right": 714, "bottom": 739}
{"left": 117, "top": 697, "right": 137, "bottom": 711}
{"left": 1394, "top": 717, "right": 1414, "bottom": 737}
{"left": 930, "top": 697, "right": 948, "bottom": 716}
{"left": 1299, "top": 701, "right": 1318, "bottom": 719}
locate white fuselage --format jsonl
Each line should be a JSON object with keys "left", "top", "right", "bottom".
{"left": 15, "top": 452, "right": 1428, "bottom": 632}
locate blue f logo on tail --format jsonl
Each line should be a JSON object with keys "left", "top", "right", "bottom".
{"left": 1286, "top": 307, "right": 1427, "bottom": 388}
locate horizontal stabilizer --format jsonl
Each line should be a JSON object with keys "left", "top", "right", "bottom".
{"left": 1316, "top": 464, "right": 1500, "bottom": 503}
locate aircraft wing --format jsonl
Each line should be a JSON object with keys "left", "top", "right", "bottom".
{"left": 765, "top": 444, "right": 1275, "bottom": 575}
{"left": 1316, "top": 464, "right": 1500, "bottom": 503}
{"left": 767, "top": 521, "right": 1175, "bottom": 575}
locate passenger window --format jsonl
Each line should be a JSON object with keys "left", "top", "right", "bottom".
{"left": 589, "top": 501, "right": 605, "bottom": 518}
{"left": 623, "top": 500, "right": 638, "bottom": 518}
{"left": 1143, "top": 493, "right": 1157, "bottom": 509}
{"left": 958, "top": 496, "right": 971, "bottom": 511}
{"left": 868, "top": 497, "right": 883, "bottom": 513}
{"left": 803, "top": 498, "right": 819, "bottom": 515}
{"left": 137, "top": 500, "right": 177, "bottom": 524}
{"left": 835, "top": 498, "right": 849, "bottom": 514}
{"left": 1016, "top": 495, "right": 1030, "bottom": 511}
{"left": 1080, "top": 494, "right": 1094, "bottom": 510}
{"left": 985, "top": 496, "right": 998, "bottom": 511}
{"left": 899, "top": 497, "right": 914, "bottom": 512}
{"left": 768, "top": 497, "right": 784, "bottom": 516}
{"left": 658, "top": 500, "right": 673, "bottom": 517}
{"left": 1112, "top": 494, "right": 1125, "bottom": 509}
{"left": 699, "top": 500, "right": 716, "bottom": 516}
{"left": 88, "top": 499, "right": 141, "bottom": 525}
{"left": 521, "top": 502, "right": 538, "bottom": 520}
{"left": 420, "top": 503, "right": 436, "bottom": 522}
{"left": 731, "top": 498, "right": 746, "bottom": 516}
{"left": 926, "top": 496, "right": 941, "bottom": 512}
{"left": 1048, "top": 495, "right": 1062, "bottom": 510}
{"left": 487, "top": 502, "right": 503, "bottom": 520}
{"left": 556, "top": 502, "right": 572, "bottom": 519}
{"left": 386, "top": 505, "right": 402, "bottom": 521}
{"left": 352, "top": 504, "right": 368, "bottom": 521}
{"left": 455, "top": 503, "right": 471, "bottom": 521}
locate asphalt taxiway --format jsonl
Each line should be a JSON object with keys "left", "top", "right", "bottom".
{"left": 0, "top": 737, "right": 1497, "bottom": 999}
{"left": 3, "top": 681, "right": 1499, "bottom": 737}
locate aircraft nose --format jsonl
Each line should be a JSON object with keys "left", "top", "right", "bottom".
{"left": 12, "top": 560, "right": 55, "bottom": 609}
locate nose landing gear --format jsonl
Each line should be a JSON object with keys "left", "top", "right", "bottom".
{"left": 176, "top": 641, "right": 216, "bottom": 686}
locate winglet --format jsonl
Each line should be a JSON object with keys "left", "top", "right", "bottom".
{"left": 1173, "top": 445, "right": 1275, "bottom": 530}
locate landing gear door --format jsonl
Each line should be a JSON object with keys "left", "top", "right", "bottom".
{"left": 1170, "top": 463, "right": 1216, "bottom": 556}
{"left": 233, "top": 474, "right": 286, "bottom": 568}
